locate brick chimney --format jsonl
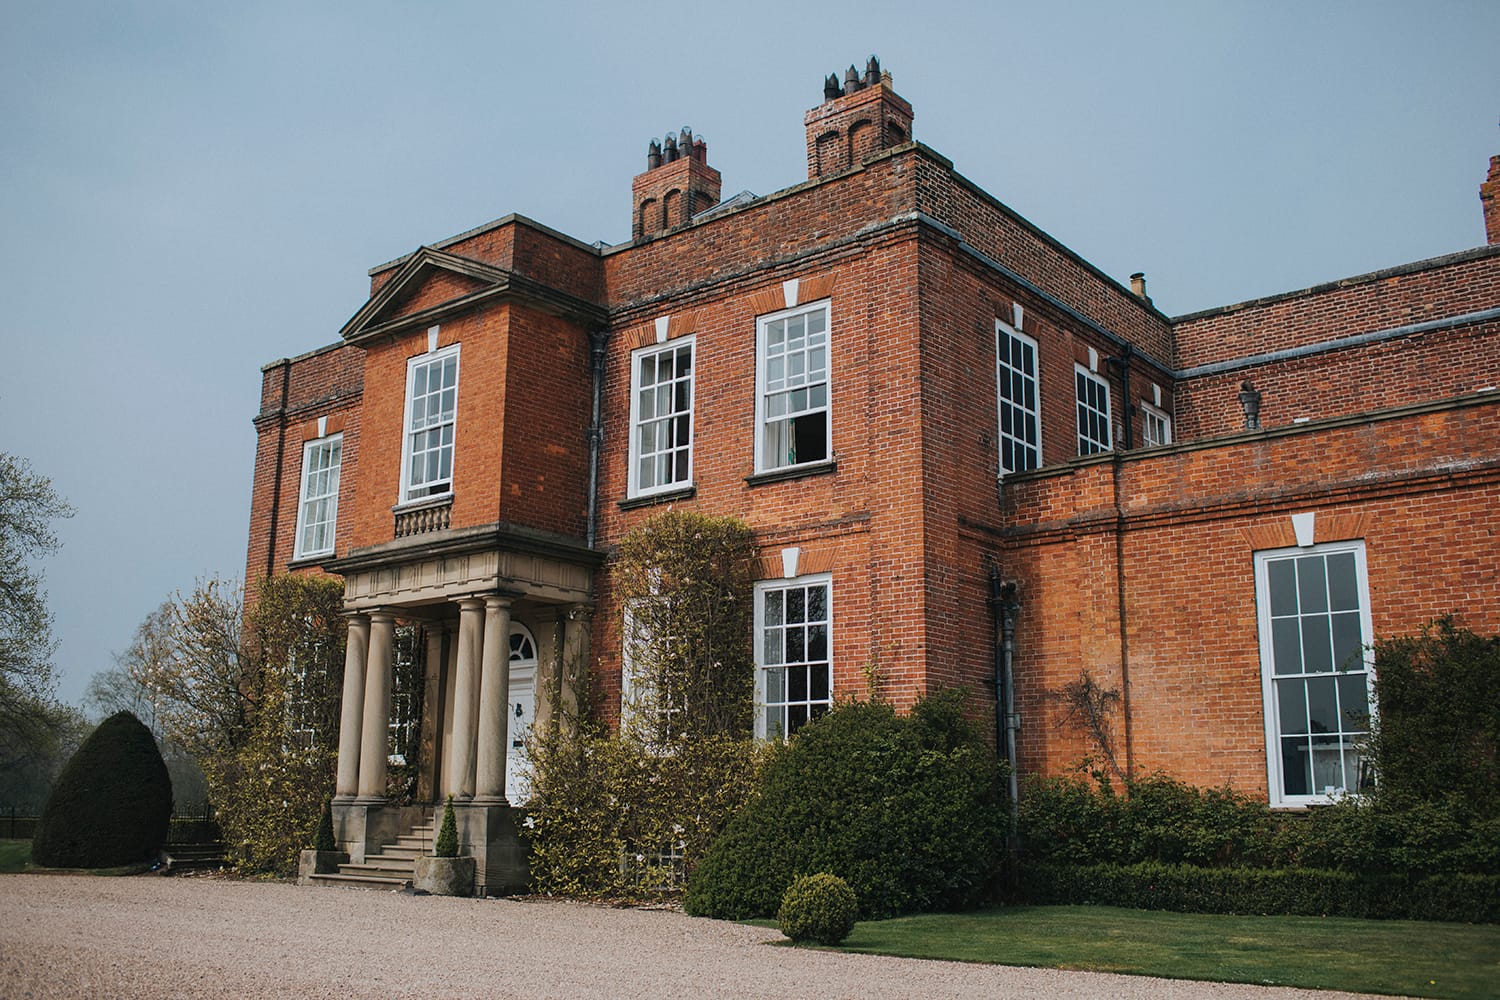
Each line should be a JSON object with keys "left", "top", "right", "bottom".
{"left": 804, "top": 56, "right": 914, "bottom": 179}
{"left": 1482, "top": 154, "right": 1500, "bottom": 246}
{"left": 632, "top": 127, "right": 722, "bottom": 240}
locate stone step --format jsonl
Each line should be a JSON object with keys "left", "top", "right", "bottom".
{"left": 165, "top": 842, "right": 228, "bottom": 872}
{"left": 378, "top": 843, "right": 426, "bottom": 859}
{"left": 360, "top": 855, "right": 418, "bottom": 872}
{"left": 342, "top": 860, "right": 415, "bottom": 877}
{"left": 308, "top": 871, "right": 409, "bottom": 890}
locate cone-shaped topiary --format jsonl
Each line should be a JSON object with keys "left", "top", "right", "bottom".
{"left": 313, "top": 799, "right": 336, "bottom": 853}
{"left": 435, "top": 795, "right": 459, "bottom": 857}
{"left": 32, "top": 711, "right": 172, "bottom": 868}
{"left": 778, "top": 873, "right": 858, "bottom": 945}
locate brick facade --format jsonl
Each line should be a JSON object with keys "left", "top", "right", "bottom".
{"left": 246, "top": 61, "right": 1499, "bottom": 809}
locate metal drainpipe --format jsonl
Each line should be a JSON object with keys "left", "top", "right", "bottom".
{"left": 988, "top": 567, "right": 1021, "bottom": 833}
{"left": 585, "top": 331, "right": 608, "bottom": 549}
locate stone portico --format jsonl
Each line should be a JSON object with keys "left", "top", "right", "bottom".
{"left": 326, "top": 522, "right": 599, "bottom": 895}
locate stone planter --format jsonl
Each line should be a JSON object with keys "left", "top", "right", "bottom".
{"left": 413, "top": 855, "right": 476, "bottom": 897}
{"left": 297, "top": 849, "right": 347, "bottom": 885}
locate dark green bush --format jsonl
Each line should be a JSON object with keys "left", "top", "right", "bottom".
{"left": 32, "top": 711, "right": 172, "bottom": 868}
{"left": 1369, "top": 617, "right": 1500, "bottom": 811}
{"left": 1018, "top": 772, "right": 1274, "bottom": 869}
{"left": 685, "top": 690, "right": 1008, "bottom": 920}
{"left": 313, "top": 800, "right": 336, "bottom": 853}
{"left": 435, "top": 796, "right": 459, "bottom": 857}
{"left": 778, "top": 873, "right": 858, "bottom": 945}
{"left": 1021, "top": 861, "right": 1500, "bottom": 923}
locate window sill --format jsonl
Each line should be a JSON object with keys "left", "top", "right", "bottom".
{"left": 288, "top": 552, "right": 334, "bottom": 569}
{"left": 391, "top": 493, "right": 453, "bottom": 515}
{"left": 618, "top": 485, "right": 697, "bottom": 511}
{"left": 745, "top": 460, "right": 837, "bottom": 487}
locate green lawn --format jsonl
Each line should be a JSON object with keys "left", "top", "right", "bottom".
{"left": 0, "top": 839, "right": 32, "bottom": 872}
{"left": 823, "top": 905, "right": 1500, "bottom": 999}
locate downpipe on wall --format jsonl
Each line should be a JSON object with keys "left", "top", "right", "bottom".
{"left": 987, "top": 566, "right": 1020, "bottom": 836}
{"left": 585, "top": 331, "right": 608, "bottom": 549}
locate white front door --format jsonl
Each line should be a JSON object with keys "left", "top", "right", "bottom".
{"left": 505, "top": 625, "right": 538, "bottom": 804}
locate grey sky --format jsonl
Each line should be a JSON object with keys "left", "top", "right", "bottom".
{"left": 2, "top": 1, "right": 1496, "bottom": 707}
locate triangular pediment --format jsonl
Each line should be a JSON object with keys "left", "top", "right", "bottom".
{"left": 340, "top": 247, "right": 511, "bottom": 343}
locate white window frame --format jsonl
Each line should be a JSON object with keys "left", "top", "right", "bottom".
{"left": 627, "top": 337, "right": 695, "bottom": 497}
{"left": 1254, "top": 540, "right": 1376, "bottom": 808}
{"left": 755, "top": 300, "right": 832, "bottom": 474}
{"left": 400, "top": 343, "right": 460, "bottom": 503}
{"left": 1140, "top": 401, "right": 1172, "bottom": 448}
{"left": 293, "top": 433, "right": 342, "bottom": 560}
{"left": 1075, "top": 363, "right": 1112, "bottom": 455}
{"left": 995, "top": 320, "right": 1042, "bottom": 474}
{"left": 754, "top": 573, "right": 833, "bottom": 739}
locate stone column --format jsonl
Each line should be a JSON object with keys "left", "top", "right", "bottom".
{"left": 449, "top": 597, "right": 486, "bottom": 800}
{"left": 334, "top": 613, "right": 370, "bottom": 801}
{"left": 355, "top": 611, "right": 396, "bottom": 803}
{"left": 473, "top": 596, "right": 514, "bottom": 804}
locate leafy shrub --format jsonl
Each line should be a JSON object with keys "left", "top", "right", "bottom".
{"left": 32, "top": 711, "right": 172, "bottom": 868}
{"left": 1369, "top": 617, "right": 1500, "bottom": 813}
{"left": 1021, "top": 861, "right": 1500, "bottom": 923}
{"left": 313, "top": 800, "right": 336, "bottom": 853}
{"left": 204, "top": 574, "right": 344, "bottom": 876}
{"left": 526, "top": 511, "right": 762, "bottom": 901}
{"left": 685, "top": 690, "right": 1008, "bottom": 920}
{"left": 779, "top": 873, "right": 858, "bottom": 945}
{"left": 1018, "top": 772, "right": 1275, "bottom": 869}
{"left": 435, "top": 796, "right": 458, "bottom": 857}
{"left": 526, "top": 728, "right": 762, "bottom": 899}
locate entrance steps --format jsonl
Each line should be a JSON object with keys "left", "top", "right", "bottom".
{"left": 307, "top": 816, "right": 437, "bottom": 890}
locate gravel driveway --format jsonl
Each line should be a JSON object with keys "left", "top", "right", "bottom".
{"left": 0, "top": 874, "right": 1398, "bottom": 999}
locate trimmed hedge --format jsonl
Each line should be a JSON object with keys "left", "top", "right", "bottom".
{"left": 32, "top": 711, "right": 172, "bottom": 868}
{"left": 1021, "top": 861, "right": 1500, "bottom": 923}
{"left": 685, "top": 691, "right": 1008, "bottom": 920}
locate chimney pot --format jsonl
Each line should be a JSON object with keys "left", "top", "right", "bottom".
{"left": 864, "top": 55, "right": 880, "bottom": 86}
{"left": 1129, "top": 272, "right": 1153, "bottom": 306}
{"left": 647, "top": 139, "right": 662, "bottom": 170}
{"left": 662, "top": 133, "right": 678, "bottom": 163}
{"left": 693, "top": 137, "right": 707, "bottom": 162}
{"left": 824, "top": 73, "right": 843, "bottom": 101}
{"left": 845, "top": 65, "right": 863, "bottom": 92}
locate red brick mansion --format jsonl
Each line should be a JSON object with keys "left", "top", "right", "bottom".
{"left": 247, "top": 59, "right": 1500, "bottom": 891}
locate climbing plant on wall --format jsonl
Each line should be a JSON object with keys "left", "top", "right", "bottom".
{"left": 526, "top": 510, "right": 761, "bottom": 900}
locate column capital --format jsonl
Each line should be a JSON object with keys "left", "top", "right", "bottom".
{"left": 342, "top": 609, "right": 371, "bottom": 624}
{"left": 368, "top": 608, "right": 399, "bottom": 625}
{"left": 456, "top": 596, "right": 487, "bottom": 613}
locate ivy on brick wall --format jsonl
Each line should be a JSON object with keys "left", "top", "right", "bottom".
{"left": 525, "top": 511, "right": 761, "bottom": 900}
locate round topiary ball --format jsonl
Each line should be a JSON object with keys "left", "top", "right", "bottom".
{"left": 778, "top": 872, "right": 858, "bottom": 945}
{"left": 32, "top": 711, "right": 172, "bottom": 869}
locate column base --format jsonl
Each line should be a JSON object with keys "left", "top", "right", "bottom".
{"left": 352, "top": 795, "right": 388, "bottom": 806}
{"left": 332, "top": 793, "right": 357, "bottom": 803}
{"left": 469, "top": 795, "right": 510, "bottom": 807}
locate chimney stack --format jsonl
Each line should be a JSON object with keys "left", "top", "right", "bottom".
{"left": 632, "top": 126, "right": 722, "bottom": 240}
{"left": 1482, "top": 153, "right": 1500, "bottom": 246}
{"left": 804, "top": 55, "right": 914, "bottom": 179}
{"left": 1129, "top": 272, "right": 1152, "bottom": 306}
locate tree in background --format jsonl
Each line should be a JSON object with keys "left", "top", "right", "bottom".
{"left": 129, "top": 574, "right": 345, "bottom": 874}
{"left": 0, "top": 452, "right": 75, "bottom": 792}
